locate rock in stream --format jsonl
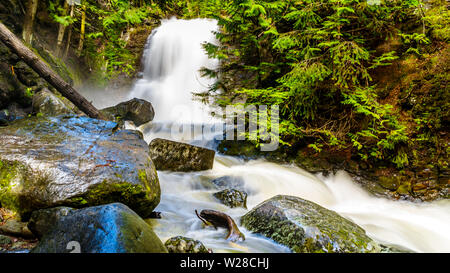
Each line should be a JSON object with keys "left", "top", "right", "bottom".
{"left": 241, "top": 195, "right": 380, "bottom": 253}
{"left": 0, "top": 115, "right": 160, "bottom": 218}
{"left": 30, "top": 203, "right": 167, "bottom": 253}
{"left": 149, "top": 138, "right": 215, "bottom": 172}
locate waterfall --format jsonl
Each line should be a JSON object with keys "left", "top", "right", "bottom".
{"left": 129, "top": 18, "right": 219, "bottom": 124}
{"left": 83, "top": 18, "right": 450, "bottom": 253}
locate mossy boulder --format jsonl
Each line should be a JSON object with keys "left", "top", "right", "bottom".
{"left": 0, "top": 219, "right": 34, "bottom": 239}
{"left": 30, "top": 203, "right": 167, "bottom": 253}
{"left": 241, "top": 195, "right": 380, "bottom": 253}
{"left": 32, "top": 88, "right": 79, "bottom": 116}
{"left": 149, "top": 138, "right": 215, "bottom": 172}
{"left": 0, "top": 115, "right": 160, "bottom": 218}
{"left": 211, "top": 176, "right": 246, "bottom": 191}
{"left": 0, "top": 235, "right": 12, "bottom": 246}
{"left": 164, "top": 236, "right": 210, "bottom": 253}
{"left": 213, "top": 189, "right": 248, "bottom": 209}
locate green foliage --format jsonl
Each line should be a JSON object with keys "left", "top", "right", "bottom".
{"left": 41, "top": 0, "right": 447, "bottom": 171}
{"left": 82, "top": 0, "right": 155, "bottom": 78}
{"left": 203, "top": 0, "right": 448, "bottom": 169}
{"left": 78, "top": 0, "right": 224, "bottom": 80}
{"left": 48, "top": 1, "right": 76, "bottom": 27}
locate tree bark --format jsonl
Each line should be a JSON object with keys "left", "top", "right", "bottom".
{"left": 55, "top": 0, "right": 70, "bottom": 57}
{"left": 63, "top": 5, "right": 75, "bottom": 59}
{"left": 0, "top": 22, "right": 105, "bottom": 120}
{"left": 22, "top": 0, "right": 39, "bottom": 44}
{"left": 77, "top": 3, "right": 86, "bottom": 56}
{"left": 195, "top": 209, "right": 245, "bottom": 242}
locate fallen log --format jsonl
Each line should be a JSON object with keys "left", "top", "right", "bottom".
{"left": 195, "top": 209, "right": 245, "bottom": 242}
{"left": 0, "top": 22, "right": 105, "bottom": 120}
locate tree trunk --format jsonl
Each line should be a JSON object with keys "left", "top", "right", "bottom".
{"left": 55, "top": 0, "right": 70, "bottom": 57}
{"left": 63, "top": 5, "right": 75, "bottom": 59}
{"left": 0, "top": 22, "right": 105, "bottom": 120}
{"left": 22, "top": 0, "right": 39, "bottom": 44}
{"left": 77, "top": 3, "right": 86, "bottom": 56}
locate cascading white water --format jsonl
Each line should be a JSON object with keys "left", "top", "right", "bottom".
{"left": 130, "top": 18, "right": 219, "bottom": 124}
{"left": 84, "top": 18, "right": 450, "bottom": 253}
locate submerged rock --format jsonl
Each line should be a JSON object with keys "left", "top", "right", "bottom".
{"left": 30, "top": 203, "right": 167, "bottom": 253}
{"left": 241, "top": 195, "right": 380, "bottom": 253}
{"left": 164, "top": 236, "right": 210, "bottom": 253}
{"left": 101, "top": 98, "right": 155, "bottom": 127}
{"left": 213, "top": 189, "right": 248, "bottom": 209}
{"left": 211, "top": 176, "right": 246, "bottom": 192}
{"left": 149, "top": 138, "right": 215, "bottom": 172}
{"left": 32, "top": 88, "right": 78, "bottom": 116}
{"left": 0, "top": 115, "right": 160, "bottom": 218}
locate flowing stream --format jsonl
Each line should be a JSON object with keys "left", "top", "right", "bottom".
{"left": 84, "top": 18, "right": 450, "bottom": 253}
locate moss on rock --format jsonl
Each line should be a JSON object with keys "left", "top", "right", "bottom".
{"left": 241, "top": 195, "right": 380, "bottom": 253}
{"left": 0, "top": 116, "right": 160, "bottom": 218}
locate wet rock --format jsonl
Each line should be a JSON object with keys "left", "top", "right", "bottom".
{"left": 101, "top": 98, "right": 154, "bottom": 127}
{"left": 0, "top": 219, "right": 34, "bottom": 239}
{"left": 211, "top": 176, "right": 246, "bottom": 192}
{"left": 0, "top": 103, "right": 29, "bottom": 126}
{"left": 149, "top": 138, "right": 215, "bottom": 172}
{"left": 32, "top": 88, "right": 78, "bottom": 116}
{"left": 0, "top": 115, "right": 160, "bottom": 218}
{"left": 31, "top": 203, "right": 168, "bottom": 253}
{"left": 27, "top": 207, "right": 74, "bottom": 239}
{"left": 380, "top": 244, "right": 415, "bottom": 253}
{"left": 0, "top": 110, "right": 10, "bottom": 126}
{"left": 396, "top": 182, "right": 412, "bottom": 196}
{"left": 213, "top": 189, "right": 248, "bottom": 209}
{"left": 0, "top": 62, "right": 27, "bottom": 110}
{"left": 0, "top": 234, "right": 12, "bottom": 245}
{"left": 13, "top": 61, "right": 42, "bottom": 87}
{"left": 378, "top": 176, "right": 401, "bottom": 191}
{"left": 218, "top": 140, "right": 261, "bottom": 159}
{"left": 241, "top": 195, "right": 380, "bottom": 253}
{"left": 164, "top": 236, "right": 210, "bottom": 253}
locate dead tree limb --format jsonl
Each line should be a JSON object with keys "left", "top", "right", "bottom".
{"left": 196, "top": 209, "right": 245, "bottom": 242}
{"left": 0, "top": 22, "right": 105, "bottom": 120}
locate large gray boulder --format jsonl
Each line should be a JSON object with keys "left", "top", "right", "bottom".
{"left": 30, "top": 203, "right": 168, "bottom": 253}
{"left": 211, "top": 176, "right": 246, "bottom": 191}
{"left": 149, "top": 138, "right": 215, "bottom": 172}
{"left": 241, "top": 195, "right": 380, "bottom": 253}
{"left": 100, "top": 98, "right": 155, "bottom": 127}
{"left": 0, "top": 115, "right": 160, "bottom": 218}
